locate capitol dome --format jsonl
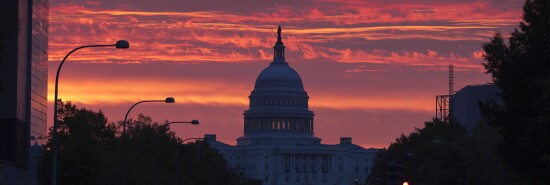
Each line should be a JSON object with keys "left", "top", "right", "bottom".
{"left": 254, "top": 63, "right": 304, "bottom": 89}
{"left": 239, "top": 26, "right": 317, "bottom": 145}
{"left": 208, "top": 27, "right": 377, "bottom": 185}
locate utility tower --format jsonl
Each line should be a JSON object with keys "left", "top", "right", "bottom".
{"left": 435, "top": 65, "right": 454, "bottom": 121}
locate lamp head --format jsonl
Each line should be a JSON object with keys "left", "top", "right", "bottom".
{"left": 115, "top": 40, "right": 130, "bottom": 49}
{"left": 165, "top": 97, "right": 175, "bottom": 103}
{"left": 191, "top": 120, "right": 200, "bottom": 125}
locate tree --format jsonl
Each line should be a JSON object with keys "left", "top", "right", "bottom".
{"left": 122, "top": 114, "right": 180, "bottom": 185}
{"left": 40, "top": 101, "right": 259, "bottom": 185}
{"left": 367, "top": 119, "right": 515, "bottom": 185}
{"left": 481, "top": 0, "right": 550, "bottom": 183}
{"left": 177, "top": 141, "right": 241, "bottom": 185}
{"left": 123, "top": 115, "right": 261, "bottom": 185}
{"left": 41, "top": 100, "right": 119, "bottom": 185}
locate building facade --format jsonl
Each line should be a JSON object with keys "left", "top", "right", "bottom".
{"left": 451, "top": 83, "right": 500, "bottom": 132}
{"left": 207, "top": 26, "right": 377, "bottom": 185}
{"left": 0, "top": 0, "right": 49, "bottom": 184}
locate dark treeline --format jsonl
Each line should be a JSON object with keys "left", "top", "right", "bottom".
{"left": 368, "top": 0, "right": 550, "bottom": 184}
{"left": 38, "top": 101, "right": 261, "bottom": 185}
{"left": 366, "top": 119, "right": 515, "bottom": 185}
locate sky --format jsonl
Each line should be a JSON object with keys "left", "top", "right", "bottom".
{"left": 47, "top": 0, "right": 523, "bottom": 148}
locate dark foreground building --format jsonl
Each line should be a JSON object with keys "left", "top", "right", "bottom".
{"left": 0, "top": 0, "right": 49, "bottom": 184}
{"left": 451, "top": 83, "right": 500, "bottom": 132}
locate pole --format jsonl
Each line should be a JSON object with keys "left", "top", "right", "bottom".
{"left": 154, "top": 130, "right": 159, "bottom": 185}
{"left": 175, "top": 144, "right": 179, "bottom": 185}
{"left": 175, "top": 138, "right": 203, "bottom": 185}
{"left": 51, "top": 44, "right": 114, "bottom": 185}
{"left": 121, "top": 100, "right": 164, "bottom": 185}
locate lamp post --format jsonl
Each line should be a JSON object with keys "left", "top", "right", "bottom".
{"left": 121, "top": 97, "right": 175, "bottom": 185}
{"left": 175, "top": 137, "right": 203, "bottom": 185}
{"left": 51, "top": 40, "right": 129, "bottom": 185}
{"left": 152, "top": 121, "right": 199, "bottom": 185}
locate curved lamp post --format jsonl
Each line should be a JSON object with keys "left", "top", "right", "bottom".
{"left": 153, "top": 121, "right": 199, "bottom": 185}
{"left": 175, "top": 137, "right": 203, "bottom": 185}
{"left": 51, "top": 40, "right": 129, "bottom": 185}
{"left": 121, "top": 97, "right": 175, "bottom": 185}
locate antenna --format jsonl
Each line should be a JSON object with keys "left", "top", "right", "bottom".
{"left": 449, "top": 65, "right": 454, "bottom": 96}
{"left": 435, "top": 65, "right": 454, "bottom": 122}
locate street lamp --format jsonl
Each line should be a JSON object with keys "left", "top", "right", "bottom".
{"left": 169, "top": 120, "right": 200, "bottom": 125}
{"left": 121, "top": 97, "right": 175, "bottom": 185}
{"left": 51, "top": 40, "right": 129, "bottom": 185}
{"left": 152, "top": 121, "right": 199, "bottom": 185}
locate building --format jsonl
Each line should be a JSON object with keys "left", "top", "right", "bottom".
{"left": 0, "top": 0, "right": 49, "bottom": 184}
{"left": 206, "top": 26, "right": 377, "bottom": 185}
{"left": 451, "top": 83, "right": 500, "bottom": 132}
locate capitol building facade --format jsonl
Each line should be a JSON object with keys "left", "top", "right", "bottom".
{"left": 206, "top": 26, "right": 377, "bottom": 185}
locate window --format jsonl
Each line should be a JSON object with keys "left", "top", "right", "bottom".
{"left": 284, "top": 155, "right": 290, "bottom": 173}
{"left": 265, "top": 163, "right": 269, "bottom": 171}
{"left": 339, "top": 164, "right": 343, "bottom": 172}
{"left": 264, "top": 176, "right": 268, "bottom": 182}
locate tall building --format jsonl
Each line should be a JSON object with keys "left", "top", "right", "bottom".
{"left": 0, "top": 0, "right": 49, "bottom": 184}
{"left": 451, "top": 84, "right": 500, "bottom": 132}
{"left": 207, "top": 26, "right": 377, "bottom": 185}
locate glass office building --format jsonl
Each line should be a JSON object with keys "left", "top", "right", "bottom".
{"left": 0, "top": 0, "right": 48, "bottom": 184}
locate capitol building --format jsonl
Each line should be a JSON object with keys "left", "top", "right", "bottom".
{"left": 206, "top": 26, "right": 377, "bottom": 185}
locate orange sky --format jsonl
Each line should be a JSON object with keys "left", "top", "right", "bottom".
{"left": 47, "top": 0, "right": 522, "bottom": 148}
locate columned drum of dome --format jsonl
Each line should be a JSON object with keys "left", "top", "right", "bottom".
{"left": 238, "top": 26, "right": 318, "bottom": 146}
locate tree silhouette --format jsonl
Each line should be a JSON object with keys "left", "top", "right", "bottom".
{"left": 481, "top": 0, "right": 550, "bottom": 183}
{"left": 41, "top": 100, "right": 119, "bottom": 185}
{"left": 367, "top": 119, "right": 515, "bottom": 185}
{"left": 40, "top": 101, "right": 259, "bottom": 185}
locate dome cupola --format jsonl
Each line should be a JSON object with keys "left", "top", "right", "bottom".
{"left": 238, "top": 26, "right": 318, "bottom": 146}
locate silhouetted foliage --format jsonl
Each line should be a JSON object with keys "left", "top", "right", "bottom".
{"left": 122, "top": 114, "right": 180, "bottom": 185}
{"left": 481, "top": 0, "right": 550, "bottom": 184}
{"left": 367, "top": 119, "right": 515, "bottom": 185}
{"left": 41, "top": 100, "right": 119, "bottom": 185}
{"left": 39, "top": 101, "right": 258, "bottom": 185}
{"left": 178, "top": 141, "right": 241, "bottom": 185}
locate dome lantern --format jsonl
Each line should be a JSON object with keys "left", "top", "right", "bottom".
{"left": 273, "top": 25, "right": 286, "bottom": 64}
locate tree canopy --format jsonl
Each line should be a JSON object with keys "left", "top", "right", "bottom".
{"left": 40, "top": 101, "right": 259, "bottom": 185}
{"left": 367, "top": 119, "right": 515, "bottom": 185}
{"left": 481, "top": 0, "right": 550, "bottom": 183}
